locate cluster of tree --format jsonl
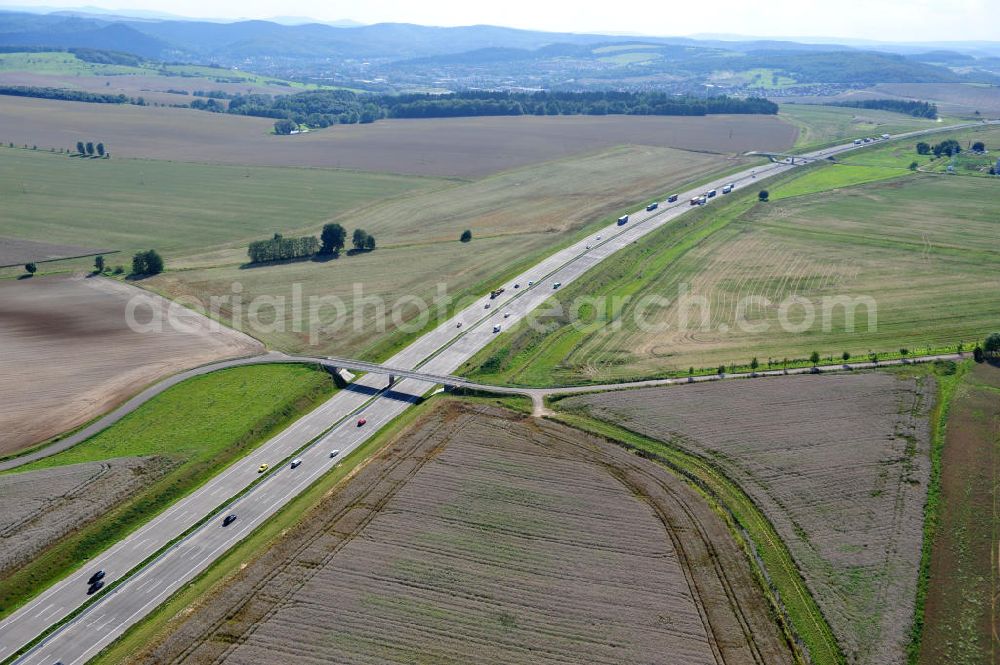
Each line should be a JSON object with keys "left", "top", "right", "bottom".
{"left": 67, "top": 48, "right": 144, "bottom": 66}
{"left": 247, "top": 233, "right": 320, "bottom": 264}
{"left": 189, "top": 97, "right": 224, "bottom": 111}
{"left": 193, "top": 89, "right": 778, "bottom": 127}
{"left": 828, "top": 98, "right": 938, "bottom": 118}
{"left": 193, "top": 90, "right": 235, "bottom": 99}
{"left": 131, "top": 249, "right": 163, "bottom": 276}
{"left": 74, "top": 141, "right": 107, "bottom": 157}
{"left": 273, "top": 118, "right": 299, "bottom": 135}
{"left": 352, "top": 228, "right": 376, "bottom": 251}
{"left": 0, "top": 86, "right": 141, "bottom": 105}
{"left": 916, "top": 139, "right": 962, "bottom": 157}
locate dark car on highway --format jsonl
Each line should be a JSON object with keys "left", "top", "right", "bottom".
{"left": 87, "top": 580, "right": 104, "bottom": 595}
{"left": 88, "top": 570, "right": 105, "bottom": 585}
{"left": 223, "top": 514, "right": 237, "bottom": 527}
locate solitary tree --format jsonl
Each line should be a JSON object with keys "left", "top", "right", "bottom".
{"left": 460, "top": 229, "right": 472, "bottom": 243}
{"left": 131, "top": 249, "right": 164, "bottom": 276}
{"left": 916, "top": 141, "right": 930, "bottom": 155}
{"left": 984, "top": 332, "right": 1000, "bottom": 358}
{"left": 76, "top": 141, "right": 85, "bottom": 155}
{"left": 96, "top": 142, "right": 105, "bottom": 157}
{"left": 94, "top": 255, "right": 105, "bottom": 273}
{"left": 869, "top": 350, "right": 878, "bottom": 364}
{"left": 364, "top": 234, "right": 376, "bottom": 251}
{"left": 352, "top": 228, "right": 369, "bottom": 250}
{"left": 908, "top": 161, "right": 918, "bottom": 171}
{"left": 717, "top": 364, "right": 726, "bottom": 376}
{"left": 758, "top": 190, "right": 769, "bottom": 202}
{"left": 24, "top": 262, "right": 36, "bottom": 275}
{"left": 972, "top": 141, "right": 986, "bottom": 153}
{"left": 320, "top": 223, "right": 347, "bottom": 255}
{"left": 899, "top": 348, "right": 909, "bottom": 356}
{"left": 842, "top": 350, "right": 851, "bottom": 362}
{"left": 85, "top": 142, "right": 95, "bottom": 156}
{"left": 750, "top": 357, "right": 759, "bottom": 372}
{"left": 809, "top": 350, "right": 820, "bottom": 365}
{"left": 974, "top": 344, "right": 985, "bottom": 362}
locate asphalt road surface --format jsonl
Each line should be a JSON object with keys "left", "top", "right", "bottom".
{"left": 2, "top": 121, "right": 993, "bottom": 665}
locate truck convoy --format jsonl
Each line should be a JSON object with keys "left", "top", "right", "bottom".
{"left": 489, "top": 287, "right": 505, "bottom": 299}
{"left": 667, "top": 194, "right": 678, "bottom": 203}
{"left": 617, "top": 214, "right": 629, "bottom": 225}
{"left": 721, "top": 183, "right": 734, "bottom": 194}
{"left": 645, "top": 202, "right": 658, "bottom": 211}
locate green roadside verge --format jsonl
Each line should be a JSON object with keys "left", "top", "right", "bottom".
{"left": 547, "top": 405, "right": 843, "bottom": 665}
{"left": 89, "top": 391, "right": 464, "bottom": 664}
{"left": 905, "top": 359, "right": 967, "bottom": 663}
{"left": 0, "top": 364, "right": 336, "bottom": 620}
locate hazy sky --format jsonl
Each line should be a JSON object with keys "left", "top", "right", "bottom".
{"left": 14, "top": 0, "right": 1000, "bottom": 42}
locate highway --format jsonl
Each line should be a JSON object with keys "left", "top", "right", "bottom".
{"left": 2, "top": 120, "right": 993, "bottom": 665}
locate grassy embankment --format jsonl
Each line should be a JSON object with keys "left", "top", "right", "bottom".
{"left": 0, "top": 364, "right": 336, "bottom": 619}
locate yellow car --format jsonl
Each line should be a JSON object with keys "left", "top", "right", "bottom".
{"left": 257, "top": 463, "right": 269, "bottom": 473}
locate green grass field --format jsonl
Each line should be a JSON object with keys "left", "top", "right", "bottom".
{"left": 780, "top": 104, "right": 946, "bottom": 151}
{"left": 771, "top": 123, "right": 1000, "bottom": 199}
{"left": 461, "top": 171, "right": 999, "bottom": 386}
{"left": 0, "top": 147, "right": 438, "bottom": 260}
{"left": 0, "top": 363, "right": 335, "bottom": 618}
{"left": 0, "top": 51, "right": 330, "bottom": 90}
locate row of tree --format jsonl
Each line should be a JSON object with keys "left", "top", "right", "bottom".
{"left": 0, "top": 85, "right": 146, "bottom": 106}
{"left": 208, "top": 89, "right": 779, "bottom": 129}
{"left": 75, "top": 140, "right": 107, "bottom": 157}
{"left": 829, "top": 98, "right": 938, "bottom": 119}
{"left": 248, "top": 225, "right": 378, "bottom": 264}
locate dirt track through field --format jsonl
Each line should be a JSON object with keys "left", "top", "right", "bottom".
{"left": 128, "top": 403, "right": 791, "bottom": 665}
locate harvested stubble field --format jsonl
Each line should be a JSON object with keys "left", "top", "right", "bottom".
{"left": 920, "top": 361, "right": 1000, "bottom": 665}
{"left": 0, "top": 146, "right": 435, "bottom": 260}
{"left": 0, "top": 456, "right": 175, "bottom": 577}
{"left": 0, "top": 275, "right": 261, "bottom": 455}
{"left": 560, "top": 372, "right": 935, "bottom": 665}
{"left": 0, "top": 95, "right": 797, "bottom": 177}
{"left": 464, "top": 173, "right": 1000, "bottom": 385}
{"left": 151, "top": 144, "right": 741, "bottom": 359}
{"left": 122, "top": 402, "right": 792, "bottom": 665}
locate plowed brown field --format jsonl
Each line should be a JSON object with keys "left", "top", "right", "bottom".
{"left": 124, "top": 403, "right": 791, "bottom": 665}
{"left": 0, "top": 275, "right": 262, "bottom": 455}
{"left": 0, "top": 96, "right": 797, "bottom": 177}
{"left": 562, "top": 372, "right": 934, "bottom": 665}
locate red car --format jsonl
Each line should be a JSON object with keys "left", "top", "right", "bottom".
{"left": 357, "top": 418, "right": 367, "bottom": 427}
